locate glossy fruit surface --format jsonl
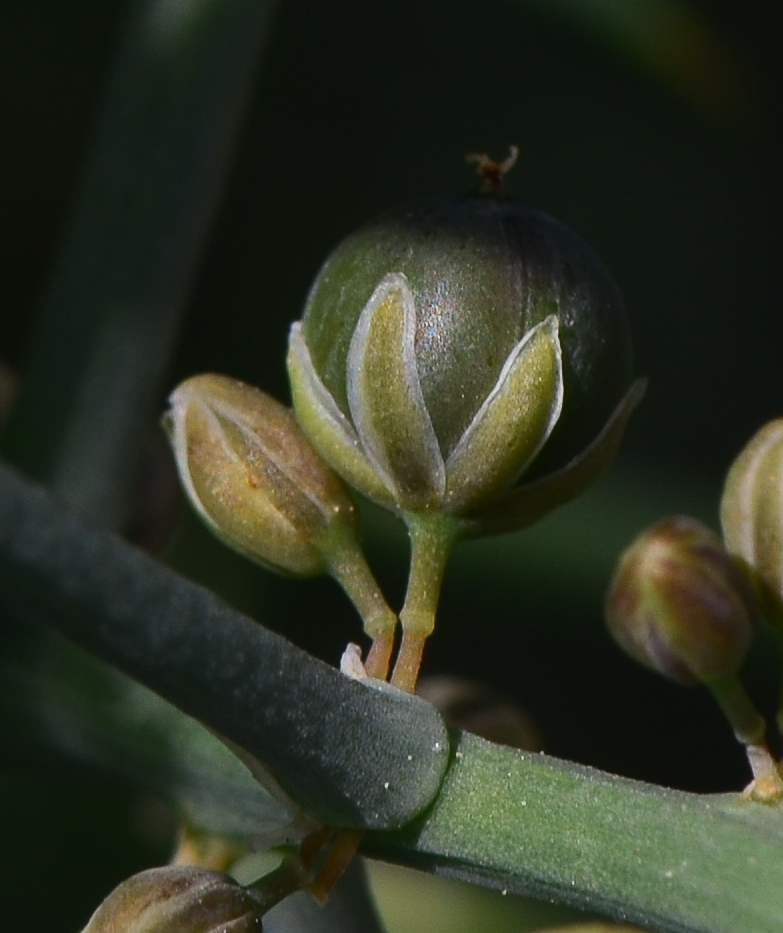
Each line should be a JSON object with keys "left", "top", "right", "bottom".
{"left": 300, "top": 194, "right": 633, "bottom": 482}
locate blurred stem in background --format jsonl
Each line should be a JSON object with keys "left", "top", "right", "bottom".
{"left": 525, "top": 0, "right": 758, "bottom": 126}
{"left": 1, "top": 0, "right": 278, "bottom": 528}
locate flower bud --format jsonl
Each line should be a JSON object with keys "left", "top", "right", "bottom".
{"left": 80, "top": 865, "right": 263, "bottom": 932}
{"left": 605, "top": 516, "right": 756, "bottom": 685}
{"left": 287, "top": 194, "right": 643, "bottom": 535}
{"left": 164, "top": 374, "right": 396, "bottom": 649}
{"left": 164, "top": 373, "right": 361, "bottom": 577}
{"left": 719, "top": 418, "right": 783, "bottom": 629}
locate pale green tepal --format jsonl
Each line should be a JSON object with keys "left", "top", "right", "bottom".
{"left": 287, "top": 194, "right": 644, "bottom": 689}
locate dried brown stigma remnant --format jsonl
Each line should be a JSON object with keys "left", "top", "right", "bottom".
{"left": 466, "top": 145, "right": 519, "bottom": 193}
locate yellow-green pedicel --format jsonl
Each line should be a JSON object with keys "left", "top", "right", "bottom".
{"left": 288, "top": 194, "right": 643, "bottom": 688}
{"left": 720, "top": 418, "right": 783, "bottom": 630}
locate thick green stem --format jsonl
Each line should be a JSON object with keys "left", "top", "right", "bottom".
{"left": 0, "top": 459, "right": 451, "bottom": 832}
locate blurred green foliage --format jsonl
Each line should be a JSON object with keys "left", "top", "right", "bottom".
{"left": 1, "top": 1, "right": 782, "bottom": 930}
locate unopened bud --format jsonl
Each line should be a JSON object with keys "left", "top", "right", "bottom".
{"left": 164, "top": 374, "right": 360, "bottom": 577}
{"left": 607, "top": 516, "right": 782, "bottom": 798}
{"left": 164, "top": 374, "right": 396, "bottom": 652}
{"left": 80, "top": 865, "right": 262, "bottom": 932}
{"left": 605, "top": 516, "right": 755, "bottom": 686}
{"left": 720, "top": 418, "right": 783, "bottom": 629}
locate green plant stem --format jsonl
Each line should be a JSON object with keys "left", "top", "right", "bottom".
{"left": 364, "top": 633, "right": 395, "bottom": 681}
{"left": 367, "top": 730, "right": 783, "bottom": 933}
{"left": 742, "top": 744, "right": 783, "bottom": 802}
{"left": 2, "top": 0, "right": 277, "bottom": 528}
{"left": 706, "top": 679, "right": 782, "bottom": 799}
{"left": 6, "top": 461, "right": 783, "bottom": 930}
{"left": 322, "top": 525, "right": 397, "bottom": 679}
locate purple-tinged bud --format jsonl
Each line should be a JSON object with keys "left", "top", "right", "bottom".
{"left": 605, "top": 516, "right": 756, "bottom": 686}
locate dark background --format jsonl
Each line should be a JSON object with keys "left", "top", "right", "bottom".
{"left": 2, "top": 1, "right": 782, "bottom": 929}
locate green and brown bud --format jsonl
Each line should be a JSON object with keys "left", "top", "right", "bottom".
{"left": 80, "top": 865, "right": 263, "bottom": 932}
{"left": 720, "top": 418, "right": 783, "bottom": 630}
{"left": 287, "top": 194, "right": 643, "bottom": 536}
{"left": 165, "top": 373, "right": 361, "bottom": 577}
{"left": 605, "top": 516, "right": 756, "bottom": 686}
{"left": 542, "top": 925, "right": 648, "bottom": 933}
{"left": 164, "top": 374, "right": 396, "bottom": 652}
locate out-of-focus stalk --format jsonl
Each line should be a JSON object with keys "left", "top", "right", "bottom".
{"left": 3, "top": 0, "right": 278, "bottom": 528}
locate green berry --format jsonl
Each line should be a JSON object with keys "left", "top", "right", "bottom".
{"left": 288, "top": 194, "right": 642, "bottom": 535}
